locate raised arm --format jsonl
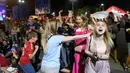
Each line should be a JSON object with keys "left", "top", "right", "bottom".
{"left": 90, "top": 14, "right": 96, "bottom": 25}
{"left": 65, "top": 10, "right": 73, "bottom": 23}
{"left": 58, "top": 10, "right": 63, "bottom": 24}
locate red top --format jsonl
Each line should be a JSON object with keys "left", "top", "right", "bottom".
{"left": 0, "top": 56, "right": 8, "bottom": 67}
{"left": 19, "top": 42, "right": 34, "bottom": 65}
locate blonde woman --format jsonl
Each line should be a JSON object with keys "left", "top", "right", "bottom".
{"left": 40, "top": 19, "right": 91, "bottom": 73}
{"left": 85, "top": 20, "right": 114, "bottom": 73}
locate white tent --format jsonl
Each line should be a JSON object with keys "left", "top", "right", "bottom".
{"left": 91, "top": 11, "right": 122, "bottom": 21}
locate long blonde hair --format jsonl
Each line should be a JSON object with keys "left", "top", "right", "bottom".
{"left": 93, "top": 21, "right": 114, "bottom": 53}
{"left": 41, "top": 19, "right": 58, "bottom": 52}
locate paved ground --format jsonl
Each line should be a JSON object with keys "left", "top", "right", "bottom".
{"left": 110, "top": 57, "right": 130, "bottom": 73}
{"left": 110, "top": 27, "right": 130, "bottom": 73}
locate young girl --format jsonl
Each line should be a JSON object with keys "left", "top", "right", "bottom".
{"left": 85, "top": 20, "right": 114, "bottom": 73}
{"left": 72, "top": 14, "right": 91, "bottom": 73}
{"left": 19, "top": 31, "right": 39, "bottom": 73}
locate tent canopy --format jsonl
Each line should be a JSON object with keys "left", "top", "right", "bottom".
{"left": 106, "top": 6, "right": 126, "bottom": 14}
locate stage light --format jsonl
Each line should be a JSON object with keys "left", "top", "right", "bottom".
{"left": 101, "top": 3, "right": 104, "bottom": 6}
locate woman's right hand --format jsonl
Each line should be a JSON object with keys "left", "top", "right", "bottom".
{"left": 92, "top": 52, "right": 99, "bottom": 60}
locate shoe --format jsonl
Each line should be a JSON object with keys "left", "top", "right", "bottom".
{"left": 60, "top": 68, "right": 70, "bottom": 73}
{"left": 124, "top": 67, "right": 128, "bottom": 72}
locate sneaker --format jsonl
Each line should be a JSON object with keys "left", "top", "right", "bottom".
{"left": 60, "top": 68, "right": 70, "bottom": 73}
{"left": 124, "top": 67, "right": 128, "bottom": 72}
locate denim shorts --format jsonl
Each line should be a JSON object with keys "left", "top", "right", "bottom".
{"left": 20, "top": 63, "right": 36, "bottom": 73}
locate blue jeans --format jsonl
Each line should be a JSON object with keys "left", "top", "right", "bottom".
{"left": 60, "top": 43, "right": 70, "bottom": 68}
{"left": 20, "top": 64, "right": 36, "bottom": 73}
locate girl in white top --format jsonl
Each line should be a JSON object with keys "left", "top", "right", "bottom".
{"left": 85, "top": 19, "right": 114, "bottom": 73}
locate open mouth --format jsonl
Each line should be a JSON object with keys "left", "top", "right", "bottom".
{"left": 98, "top": 29, "right": 103, "bottom": 32}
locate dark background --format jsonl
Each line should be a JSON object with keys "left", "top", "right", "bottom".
{"left": 6, "top": 0, "right": 130, "bottom": 14}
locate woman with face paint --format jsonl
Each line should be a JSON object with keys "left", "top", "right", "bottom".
{"left": 84, "top": 19, "right": 114, "bottom": 73}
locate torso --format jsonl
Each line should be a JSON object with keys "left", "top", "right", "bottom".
{"left": 74, "top": 27, "right": 90, "bottom": 46}
{"left": 19, "top": 42, "right": 34, "bottom": 65}
{"left": 89, "top": 36, "right": 107, "bottom": 55}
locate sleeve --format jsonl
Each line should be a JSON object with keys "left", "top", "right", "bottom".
{"left": 55, "top": 35, "right": 64, "bottom": 45}
{"left": 25, "top": 43, "right": 33, "bottom": 55}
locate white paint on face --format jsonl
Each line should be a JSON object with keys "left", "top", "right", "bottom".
{"left": 95, "top": 22, "right": 106, "bottom": 35}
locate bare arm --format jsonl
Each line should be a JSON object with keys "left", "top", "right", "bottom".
{"left": 65, "top": 10, "right": 73, "bottom": 23}
{"left": 58, "top": 10, "right": 63, "bottom": 24}
{"left": 90, "top": 15, "right": 96, "bottom": 25}
{"left": 85, "top": 36, "right": 93, "bottom": 57}
{"left": 29, "top": 45, "right": 39, "bottom": 59}
{"left": 98, "top": 51, "right": 110, "bottom": 60}
{"left": 62, "top": 32, "right": 91, "bottom": 42}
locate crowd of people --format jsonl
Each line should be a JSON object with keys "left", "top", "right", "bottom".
{"left": 0, "top": 10, "right": 130, "bottom": 73}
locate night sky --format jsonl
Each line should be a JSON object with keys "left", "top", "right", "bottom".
{"left": 50, "top": 0, "right": 130, "bottom": 11}
{"left": 6, "top": 0, "right": 130, "bottom": 14}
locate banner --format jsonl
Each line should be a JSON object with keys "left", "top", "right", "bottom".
{"left": 35, "top": 0, "right": 50, "bottom": 14}
{"left": 0, "top": 0, "right": 6, "bottom": 21}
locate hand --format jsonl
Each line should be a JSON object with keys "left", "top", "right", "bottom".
{"left": 92, "top": 52, "right": 99, "bottom": 60}
{"left": 12, "top": 49, "right": 16, "bottom": 54}
{"left": 68, "top": 10, "right": 73, "bottom": 13}
{"left": 35, "top": 45, "right": 39, "bottom": 50}
{"left": 90, "top": 14, "right": 94, "bottom": 18}
{"left": 68, "top": 10, "right": 73, "bottom": 17}
{"left": 59, "top": 10, "right": 63, "bottom": 13}
{"left": 84, "top": 32, "right": 92, "bottom": 38}
{"left": 97, "top": 54, "right": 101, "bottom": 59}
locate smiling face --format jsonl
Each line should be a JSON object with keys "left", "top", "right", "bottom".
{"left": 76, "top": 16, "right": 83, "bottom": 26}
{"left": 95, "top": 21, "right": 106, "bottom": 36}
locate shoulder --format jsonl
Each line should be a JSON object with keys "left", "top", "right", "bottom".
{"left": 53, "top": 35, "right": 64, "bottom": 38}
{"left": 24, "top": 42, "right": 31, "bottom": 47}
